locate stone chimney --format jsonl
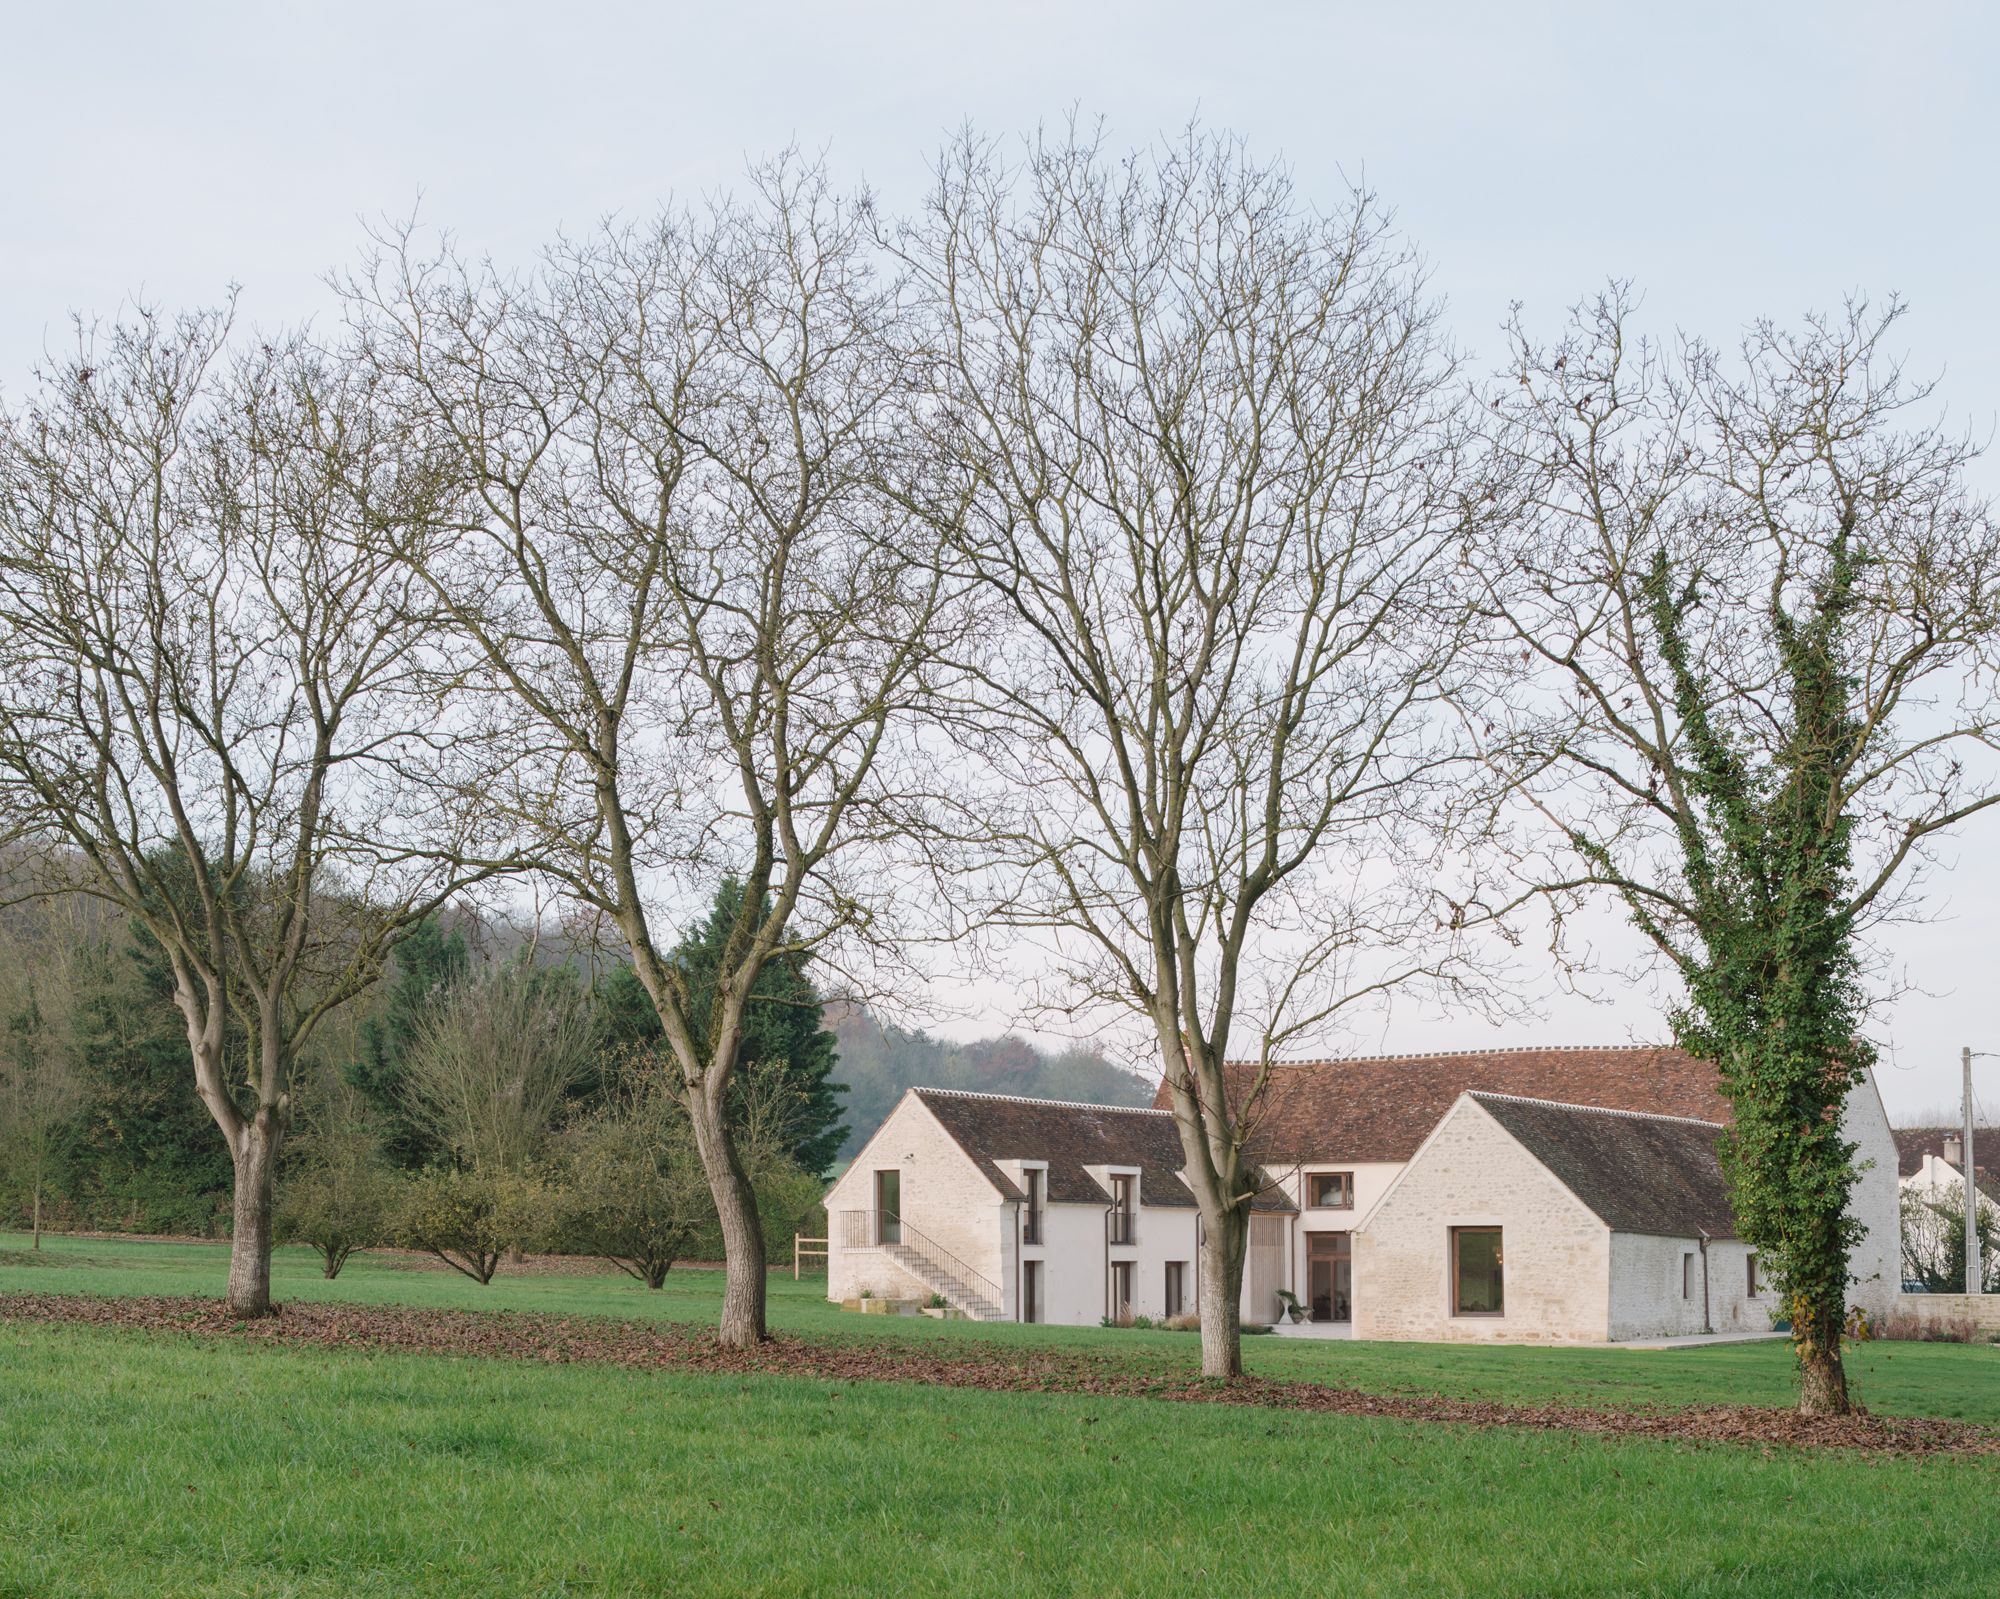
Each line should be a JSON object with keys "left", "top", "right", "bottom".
{"left": 1943, "top": 1133, "right": 1965, "bottom": 1168}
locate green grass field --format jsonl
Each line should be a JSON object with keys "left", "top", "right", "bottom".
{"left": 3, "top": 1233, "right": 1998, "bottom": 1597}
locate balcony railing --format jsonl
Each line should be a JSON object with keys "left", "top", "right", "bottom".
{"left": 1024, "top": 1207, "right": 1044, "bottom": 1246}
{"left": 1107, "top": 1210, "right": 1136, "bottom": 1247}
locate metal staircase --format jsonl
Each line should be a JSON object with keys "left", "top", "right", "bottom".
{"left": 835, "top": 1210, "right": 1007, "bottom": 1320}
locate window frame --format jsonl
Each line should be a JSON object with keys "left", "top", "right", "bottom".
{"left": 1165, "top": 1261, "right": 1186, "bottom": 1318}
{"left": 1306, "top": 1171, "right": 1355, "bottom": 1210}
{"left": 1450, "top": 1225, "right": 1505, "bottom": 1318}
{"left": 1682, "top": 1251, "right": 1695, "bottom": 1300}
{"left": 1022, "top": 1259, "right": 1041, "bottom": 1324}
{"left": 1746, "top": 1253, "right": 1761, "bottom": 1298}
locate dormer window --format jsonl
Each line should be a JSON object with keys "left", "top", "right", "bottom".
{"left": 1109, "top": 1174, "right": 1137, "bottom": 1245}
{"left": 1308, "top": 1172, "right": 1354, "bottom": 1209}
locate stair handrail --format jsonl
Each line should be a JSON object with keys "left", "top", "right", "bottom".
{"left": 835, "top": 1208, "right": 1002, "bottom": 1309}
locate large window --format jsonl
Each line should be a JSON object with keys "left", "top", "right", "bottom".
{"left": 1307, "top": 1172, "right": 1354, "bottom": 1209}
{"left": 1451, "top": 1226, "right": 1504, "bottom": 1316}
{"left": 1024, "top": 1168, "right": 1045, "bottom": 1246}
{"left": 1109, "top": 1175, "right": 1136, "bottom": 1245}
{"left": 1110, "top": 1260, "right": 1134, "bottom": 1318}
{"left": 1165, "top": 1261, "right": 1187, "bottom": 1318}
{"left": 1023, "top": 1260, "right": 1042, "bottom": 1324}
{"left": 1682, "top": 1252, "right": 1695, "bottom": 1300}
{"left": 1746, "top": 1253, "right": 1761, "bottom": 1298}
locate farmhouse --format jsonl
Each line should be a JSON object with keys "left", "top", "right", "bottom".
{"left": 824, "top": 1045, "right": 1901, "bottom": 1342}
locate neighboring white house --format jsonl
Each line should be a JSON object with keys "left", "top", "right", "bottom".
{"left": 1894, "top": 1127, "right": 1999, "bottom": 1221}
{"left": 825, "top": 1045, "right": 1901, "bottom": 1342}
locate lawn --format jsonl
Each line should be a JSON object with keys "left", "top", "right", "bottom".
{"left": 4, "top": 1231, "right": 1995, "bottom": 1424}
{"left": 3, "top": 1235, "right": 1998, "bottom": 1598}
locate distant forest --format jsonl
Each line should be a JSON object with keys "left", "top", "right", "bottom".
{"left": 824, "top": 1006, "right": 1155, "bottom": 1164}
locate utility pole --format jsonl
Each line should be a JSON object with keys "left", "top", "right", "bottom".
{"left": 1965, "top": 1047, "right": 1982, "bottom": 1295}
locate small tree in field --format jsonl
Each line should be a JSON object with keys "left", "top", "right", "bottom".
{"left": 1486, "top": 290, "right": 2000, "bottom": 1414}
{"left": 552, "top": 1056, "right": 714, "bottom": 1288}
{"left": 274, "top": 1063, "right": 398, "bottom": 1278}
{"left": 393, "top": 1164, "right": 548, "bottom": 1285}
{"left": 0, "top": 979, "right": 85, "bottom": 1248}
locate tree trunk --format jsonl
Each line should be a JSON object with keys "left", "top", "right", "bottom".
{"left": 688, "top": 1093, "right": 767, "bottom": 1347}
{"left": 1795, "top": 1303, "right": 1852, "bottom": 1417}
{"left": 226, "top": 1108, "right": 284, "bottom": 1318}
{"left": 1196, "top": 1204, "right": 1247, "bottom": 1380}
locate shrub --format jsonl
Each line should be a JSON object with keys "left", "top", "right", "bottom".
{"left": 546, "top": 1089, "right": 712, "bottom": 1289}
{"left": 393, "top": 1165, "right": 548, "bottom": 1284}
{"left": 274, "top": 1147, "right": 398, "bottom": 1279}
{"left": 1162, "top": 1313, "right": 1200, "bottom": 1332}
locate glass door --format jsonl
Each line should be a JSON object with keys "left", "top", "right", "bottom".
{"left": 875, "top": 1170, "right": 901, "bottom": 1244}
{"left": 1305, "top": 1232, "right": 1352, "bottom": 1322}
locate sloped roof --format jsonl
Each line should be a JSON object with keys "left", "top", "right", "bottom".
{"left": 1470, "top": 1092, "right": 1739, "bottom": 1239}
{"left": 1151, "top": 1045, "right": 1730, "bottom": 1164}
{"left": 1894, "top": 1127, "right": 2000, "bottom": 1202}
{"left": 912, "top": 1088, "right": 1293, "bottom": 1211}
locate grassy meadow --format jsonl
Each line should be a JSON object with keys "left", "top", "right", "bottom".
{"left": 3, "top": 1233, "right": 1997, "bottom": 1597}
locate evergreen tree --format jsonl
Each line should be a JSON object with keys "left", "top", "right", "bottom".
{"left": 63, "top": 933, "right": 236, "bottom": 1235}
{"left": 342, "top": 916, "right": 468, "bottom": 1167}
{"left": 612, "top": 881, "right": 848, "bottom": 1176}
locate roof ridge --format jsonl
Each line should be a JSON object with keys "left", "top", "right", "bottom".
{"left": 913, "top": 1086, "right": 1173, "bottom": 1116}
{"left": 1235, "top": 1043, "right": 1684, "bottom": 1068}
{"left": 1469, "top": 1090, "right": 1724, "bottom": 1129}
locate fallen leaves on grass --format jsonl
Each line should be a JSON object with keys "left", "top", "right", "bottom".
{"left": 3, "top": 1289, "right": 1992, "bottom": 1459}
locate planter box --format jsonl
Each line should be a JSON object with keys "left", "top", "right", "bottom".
{"left": 860, "top": 1298, "right": 891, "bottom": 1314}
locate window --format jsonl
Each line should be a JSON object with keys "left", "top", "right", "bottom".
{"left": 1451, "top": 1227, "right": 1504, "bottom": 1316}
{"left": 1308, "top": 1172, "right": 1354, "bottom": 1209}
{"left": 1682, "top": 1252, "right": 1695, "bottom": 1300}
{"left": 1110, "top": 1260, "right": 1133, "bottom": 1318}
{"left": 1109, "top": 1175, "right": 1136, "bottom": 1245}
{"left": 1023, "top": 1169, "right": 1044, "bottom": 1246}
{"left": 1023, "top": 1260, "right": 1042, "bottom": 1324}
{"left": 1746, "top": 1253, "right": 1761, "bottom": 1298}
{"left": 1165, "top": 1261, "right": 1187, "bottom": 1318}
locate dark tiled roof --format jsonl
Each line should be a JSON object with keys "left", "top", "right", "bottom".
{"left": 1470, "top": 1093, "right": 1738, "bottom": 1239}
{"left": 912, "top": 1088, "right": 1295, "bottom": 1212}
{"left": 1893, "top": 1127, "right": 2000, "bottom": 1202}
{"left": 1151, "top": 1045, "right": 1730, "bottom": 1163}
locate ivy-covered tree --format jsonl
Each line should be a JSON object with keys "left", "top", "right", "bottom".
{"left": 1489, "top": 290, "right": 2000, "bottom": 1415}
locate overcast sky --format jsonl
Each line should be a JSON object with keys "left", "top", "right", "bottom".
{"left": 5, "top": 1, "right": 1996, "bottom": 1119}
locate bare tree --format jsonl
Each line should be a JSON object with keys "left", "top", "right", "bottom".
{"left": 901, "top": 126, "right": 1508, "bottom": 1377}
{"left": 0, "top": 308, "right": 504, "bottom": 1314}
{"left": 397, "top": 964, "right": 596, "bottom": 1172}
{"left": 342, "top": 157, "right": 951, "bottom": 1345}
{"left": 1483, "top": 288, "right": 2000, "bottom": 1413}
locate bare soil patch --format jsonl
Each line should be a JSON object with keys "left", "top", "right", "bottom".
{"left": 4, "top": 1289, "right": 1992, "bottom": 1459}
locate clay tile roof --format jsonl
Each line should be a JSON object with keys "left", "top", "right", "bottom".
{"left": 912, "top": 1088, "right": 1295, "bottom": 1212}
{"left": 1893, "top": 1126, "right": 2000, "bottom": 1202}
{"left": 1150, "top": 1045, "right": 1729, "bottom": 1164}
{"left": 1469, "top": 1093, "right": 1739, "bottom": 1239}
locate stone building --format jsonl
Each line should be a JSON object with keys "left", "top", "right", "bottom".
{"left": 823, "top": 1045, "right": 1901, "bottom": 1342}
